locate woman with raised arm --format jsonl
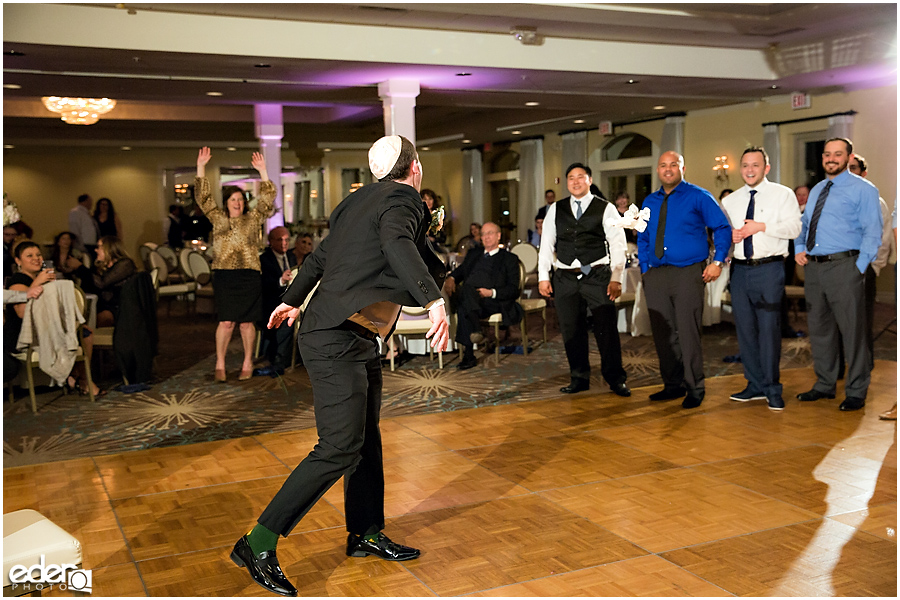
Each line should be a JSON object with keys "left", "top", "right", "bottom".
{"left": 196, "top": 147, "right": 275, "bottom": 382}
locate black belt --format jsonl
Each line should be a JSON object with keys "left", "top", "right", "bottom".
{"left": 338, "top": 319, "right": 378, "bottom": 340}
{"left": 807, "top": 250, "right": 860, "bottom": 263}
{"left": 732, "top": 256, "right": 783, "bottom": 267}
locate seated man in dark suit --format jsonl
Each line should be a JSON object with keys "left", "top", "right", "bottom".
{"left": 443, "top": 221, "right": 523, "bottom": 370}
{"left": 256, "top": 226, "right": 297, "bottom": 376}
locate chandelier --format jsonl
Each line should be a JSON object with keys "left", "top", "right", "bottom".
{"left": 41, "top": 97, "right": 117, "bottom": 125}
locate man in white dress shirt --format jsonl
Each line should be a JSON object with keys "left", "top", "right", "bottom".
{"left": 723, "top": 147, "right": 802, "bottom": 411}
{"left": 68, "top": 193, "right": 99, "bottom": 254}
{"left": 538, "top": 163, "right": 629, "bottom": 396}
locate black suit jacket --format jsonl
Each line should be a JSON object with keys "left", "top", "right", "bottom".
{"left": 450, "top": 248, "right": 524, "bottom": 326}
{"left": 282, "top": 181, "right": 444, "bottom": 336}
{"left": 260, "top": 248, "right": 298, "bottom": 317}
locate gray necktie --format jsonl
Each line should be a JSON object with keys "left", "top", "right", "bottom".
{"left": 574, "top": 200, "right": 590, "bottom": 275}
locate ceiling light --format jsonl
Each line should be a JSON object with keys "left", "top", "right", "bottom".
{"left": 41, "top": 97, "right": 117, "bottom": 125}
{"left": 627, "top": 79, "right": 639, "bottom": 84}
{"left": 770, "top": 85, "right": 780, "bottom": 89}
{"left": 3, "top": 84, "right": 21, "bottom": 90}
{"left": 456, "top": 72, "right": 472, "bottom": 77}
{"left": 4, "top": 145, "right": 14, "bottom": 149}
{"left": 525, "top": 101, "right": 540, "bottom": 107}
{"left": 462, "top": 139, "right": 471, "bottom": 144}
{"left": 121, "top": 146, "right": 131, "bottom": 151}
{"left": 254, "top": 64, "right": 271, "bottom": 68}
{"left": 4, "top": 50, "right": 25, "bottom": 57}
{"left": 226, "top": 147, "right": 237, "bottom": 151}
{"left": 323, "top": 148, "right": 332, "bottom": 152}
{"left": 421, "top": 146, "right": 430, "bottom": 151}
{"left": 206, "top": 91, "right": 223, "bottom": 97}
{"left": 653, "top": 105, "right": 666, "bottom": 110}
{"left": 511, "top": 130, "right": 522, "bottom": 135}
{"left": 573, "top": 119, "right": 585, "bottom": 124}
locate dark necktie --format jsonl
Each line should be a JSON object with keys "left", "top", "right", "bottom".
{"left": 744, "top": 190, "right": 756, "bottom": 259}
{"left": 655, "top": 192, "right": 671, "bottom": 259}
{"left": 806, "top": 180, "right": 833, "bottom": 252}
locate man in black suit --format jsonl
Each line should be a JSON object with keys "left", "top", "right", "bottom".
{"left": 538, "top": 163, "right": 630, "bottom": 397}
{"left": 255, "top": 226, "right": 297, "bottom": 376}
{"left": 444, "top": 221, "right": 523, "bottom": 370}
{"left": 230, "top": 135, "right": 450, "bottom": 597}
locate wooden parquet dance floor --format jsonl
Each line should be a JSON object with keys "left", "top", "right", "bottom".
{"left": 4, "top": 363, "right": 896, "bottom": 597}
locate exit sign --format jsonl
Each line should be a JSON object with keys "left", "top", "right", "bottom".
{"left": 598, "top": 121, "right": 613, "bottom": 136}
{"left": 791, "top": 92, "right": 811, "bottom": 110}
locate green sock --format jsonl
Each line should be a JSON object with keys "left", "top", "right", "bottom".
{"left": 247, "top": 524, "right": 279, "bottom": 555}
{"left": 364, "top": 531, "right": 380, "bottom": 543}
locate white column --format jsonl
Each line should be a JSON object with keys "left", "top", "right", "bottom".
{"left": 255, "top": 103, "right": 284, "bottom": 232}
{"left": 377, "top": 79, "right": 420, "bottom": 144}
{"left": 763, "top": 124, "right": 782, "bottom": 184}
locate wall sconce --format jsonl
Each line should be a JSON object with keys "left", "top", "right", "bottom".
{"left": 713, "top": 155, "right": 730, "bottom": 182}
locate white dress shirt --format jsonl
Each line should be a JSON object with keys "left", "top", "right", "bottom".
{"left": 68, "top": 204, "right": 99, "bottom": 250}
{"left": 722, "top": 178, "right": 802, "bottom": 260}
{"left": 273, "top": 251, "right": 291, "bottom": 287}
{"left": 538, "top": 193, "right": 626, "bottom": 284}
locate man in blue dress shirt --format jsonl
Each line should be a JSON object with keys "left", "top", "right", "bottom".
{"left": 637, "top": 151, "right": 732, "bottom": 409}
{"left": 794, "top": 137, "right": 882, "bottom": 411}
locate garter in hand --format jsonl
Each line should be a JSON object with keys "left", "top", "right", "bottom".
{"left": 614, "top": 204, "right": 651, "bottom": 232}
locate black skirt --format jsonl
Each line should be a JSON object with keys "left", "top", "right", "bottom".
{"left": 213, "top": 269, "right": 262, "bottom": 323}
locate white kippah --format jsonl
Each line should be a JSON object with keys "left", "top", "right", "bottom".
{"left": 368, "top": 135, "right": 403, "bottom": 180}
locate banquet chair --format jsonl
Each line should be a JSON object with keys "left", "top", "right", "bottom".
{"left": 139, "top": 242, "right": 158, "bottom": 271}
{"left": 386, "top": 298, "right": 457, "bottom": 372}
{"left": 12, "top": 283, "right": 96, "bottom": 413}
{"left": 148, "top": 250, "right": 196, "bottom": 314}
{"left": 155, "top": 246, "right": 182, "bottom": 283}
{"left": 510, "top": 242, "right": 539, "bottom": 288}
{"left": 478, "top": 259, "right": 546, "bottom": 362}
{"left": 178, "top": 248, "right": 195, "bottom": 282}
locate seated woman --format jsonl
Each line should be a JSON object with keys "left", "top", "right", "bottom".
{"left": 91, "top": 236, "right": 136, "bottom": 328}
{"left": 5, "top": 240, "right": 102, "bottom": 396}
{"left": 50, "top": 231, "right": 92, "bottom": 284}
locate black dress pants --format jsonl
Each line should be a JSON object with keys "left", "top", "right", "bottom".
{"left": 552, "top": 266, "right": 626, "bottom": 386}
{"left": 258, "top": 326, "right": 385, "bottom": 537}
{"left": 262, "top": 320, "right": 294, "bottom": 369}
{"left": 731, "top": 261, "right": 784, "bottom": 399}
{"left": 454, "top": 283, "right": 504, "bottom": 349}
{"left": 642, "top": 262, "right": 706, "bottom": 395}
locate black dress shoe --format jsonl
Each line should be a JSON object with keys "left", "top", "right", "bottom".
{"left": 649, "top": 387, "right": 686, "bottom": 401}
{"left": 610, "top": 382, "right": 631, "bottom": 397}
{"left": 346, "top": 532, "right": 420, "bottom": 561}
{"left": 682, "top": 393, "right": 704, "bottom": 409}
{"left": 796, "top": 389, "right": 835, "bottom": 402}
{"left": 560, "top": 379, "right": 590, "bottom": 394}
{"left": 839, "top": 397, "right": 865, "bottom": 411}
{"left": 458, "top": 354, "right": 478, "bottom": 370}
{"left": 230, "top": 535, "right": 297, "bottom": 597}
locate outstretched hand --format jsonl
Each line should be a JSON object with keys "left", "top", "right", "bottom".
{"left": 197, "top": 146, "right": 212, "bottom": 173}
{"left": 268, "top": 302, "right": 300, "bottom": 329}
{"left": 426, "top": 302, "right": 450, "bottom": 352}
{"left": 251, "top": 152, "right": 268, "bottom": 181}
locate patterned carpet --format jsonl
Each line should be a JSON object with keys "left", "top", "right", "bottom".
{"left": 4, "top": 302, "right": 896, "bottom": 467}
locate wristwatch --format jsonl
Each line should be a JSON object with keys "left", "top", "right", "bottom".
{"left": 712, "top": 260, "right": 725, "bottom": 268}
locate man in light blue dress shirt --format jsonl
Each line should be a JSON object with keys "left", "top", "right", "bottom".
{"left": 794, "top": 137, "right": 882, "bottom": 411}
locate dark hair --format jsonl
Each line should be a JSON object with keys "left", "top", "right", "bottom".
{"left": 719, "top": 188, "right": 734, "bottom": 201}
{"left": 380, "top": 136, "right": 418, "bottom": 182}
{"left": 13, "top": 240, "right": 39, "bottom": 259}
{"left": 93, "top": 197, "right": 116, "bottom": 220}
{"left": 77, "top": 193, "right": 91, "bottom": 205}
{"left": 741, "top": 146, "right": 769, "bottom": 166}
{"left": 168, "top": 204, "right": 183, "bottom": 215}
{"left": 97, "top": 235, "right": 130, "bottom": 264}
{"left": 51, "top": 231, "right": 78, "bottom": 267}
{"left": 544, "top": 189, "right": 555, "bottom": 196}
{"left": 615, "top": 191, "right": 630, "bottom": 201}
{"left": 565, "top": 163, "right": 592, "bottom": 178}
{"left": 296, "top": 232, "right": 313, "bottom": 241}
{"left": 420, "top": 188, "right": 440, "bottom": 206}
{"left": 825, "top": 137, "right": 853, "bottom": 154}
{"left": 221, "top": 186, "right": 249, "bottom": 214}
{"left": 852, "top": 153, "right": 867, "bottom": 172}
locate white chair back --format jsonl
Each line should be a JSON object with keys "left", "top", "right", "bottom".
{"left": 510, "top": 243, "right": 538, "bottom": 273}
{"left": 179, "top": 248, "right": 195, "bottom": 281}
{"left": 149, "top": 267, "right": 159, "bottom": 289}
{"left": 148, "top": 250, "right": 169, "bottom": 282}
{"left": 138, "top": 245, "right": 154, "bottom": 270}
{"left": 187, "top": 252, "right": 211, "bottom": 285}
{"left": 156, "top": 246, "right": 178, "bottom": 273}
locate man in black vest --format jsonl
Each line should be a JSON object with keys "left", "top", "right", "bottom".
{"left": 230, "top": 135, "right": 449, "bottom": 597}
{"left": 538, "top": 163, "right": 630, "bottom": 396}
{"left": 444, "top": 221, "right": 524, "bottom": 370}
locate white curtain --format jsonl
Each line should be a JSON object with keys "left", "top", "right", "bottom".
{"left": 763, "top": 124, "right": 782, "bottom": 184}
{"left": 660, "top": 116, "right": 685, "bottom": 155}
{"left": 517, "top": 138, "right": 544, "bottom": 243}
{"left": 561, "top": 131, "right": 587, "bottom": 170}
{"left": 826, "top": 114, "right": 854, "bottom": 143}
{"left": 462, "top": 148, "right": 484, "bottom": 224}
